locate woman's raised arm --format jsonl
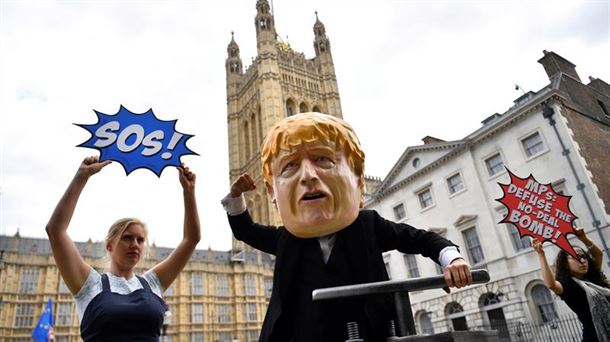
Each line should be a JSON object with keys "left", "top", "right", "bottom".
{"left": 152, "top": 165, "right": 201, "bottom": 290}
{"left": 46, "top": 156, "right": 112, "bottom": 294}
{"left": 532, "top": 239, "right": 563, "bottom": 295}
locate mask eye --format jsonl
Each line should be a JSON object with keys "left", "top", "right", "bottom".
{"left": 315, "top": 156, "right": 335, "bottom": 168}
{"left": 280, "top": 161, "right": 298, "bottom": 176}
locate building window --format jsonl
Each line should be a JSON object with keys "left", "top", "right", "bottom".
{"left": 445, "top": 302, "right": 468, "bottom": 331}
{"left": 532, "top": 284, "right": 559, "bottom": 322}
{"left": 218, "top": 332, "right": 231, "bottom": 342}
{"left": 244, "top": 121, "right": 251, "bottom": 160}
{"left": 508, "top": 225, "right": 531, "bottom": 252}
{"left": 218, "top": 304, "right": 231, "bottom": 323}
{"left": 56, "top": 303, "right": 73, "bottom": 326}
{"left": 190, "top": 332, "right": 204, "bottom": 342}
{"left": 412, "top": 157, "right": 421, "bottom": 168}
{"left": 393, "top": 203, "right": 406, "bottom": 221}
{"left": 58, "top": 278, "right": 70, "bottom": 294}
{"left": 447, "top": 173, "right": 465, "bottom": 195}
{"left": 216, "top": 275, "right": 229, "bottom": 297}
{"left": 462, "top": 227, "right": 485, "bottom": 264}
{"left": 245, "top": 303, "right": 258, "bottom": 322}
{"left": 264, "top": 277, "right": 273, "bottom": 298}
{"left": 404, "top": 254, "right": 420, "bottom": 278}
{"left": 247, "top": 330, "right": 259, "bottom": 342}
{"left": 19, "top": 268, "right": 39, "bottom": 294}
{"left": 418, "top": 312, "right": 434, "bottom": 335}
{"left": 286, "top": 100, "right": 295, "bottom": 117}
{"left": 418, "top": 188, "right": 434, "bottom": 209}
{"left": 521, "top": 132, "right": 545, "bottom": 157}
{"left": 191, "top": 273, "right": 204, "bottom": 295}
{"left": 191, "top": 304, "right": 204, "bottom": 323}
{"left": 434, "top": 260, "right": 443, "bottom": 275}
{"left": 244, "top": 274, "right": 257, "bottom": 296}
{"left": 14, "top": 304, "right": 35, "bottom": 327}
{"left": 485, "top": 153, "right": 504, "bottom": 176}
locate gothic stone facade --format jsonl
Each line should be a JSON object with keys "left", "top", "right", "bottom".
{"left": 225, "top": 0, "right": 343, "bottom": 251}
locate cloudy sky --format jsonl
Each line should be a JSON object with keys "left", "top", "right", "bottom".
{"left": 1, "top": 0, "right": 608, "bottom": 251}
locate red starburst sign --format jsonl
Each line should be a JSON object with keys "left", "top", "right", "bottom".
{"left": 497, "top": 169, "right": 579, "bottom": 259}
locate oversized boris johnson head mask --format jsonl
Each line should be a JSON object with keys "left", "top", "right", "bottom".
{"left": 261, "top": 112, "right": 365, "bottom": 238}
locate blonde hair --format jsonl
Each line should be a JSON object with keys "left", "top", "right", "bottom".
{"left": 261, "top": 112, "right": 366, "bottom": 205}
{"left": 105, "top": 217, "right": 148, "bottom": 247}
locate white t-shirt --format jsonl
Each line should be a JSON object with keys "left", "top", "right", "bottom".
{"left": 73, "top": 268, "right": 164, "bottom": 321}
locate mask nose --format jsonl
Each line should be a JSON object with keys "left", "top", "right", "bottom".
{"left": 299, "top": 159, "right": 318, "bottom": 185}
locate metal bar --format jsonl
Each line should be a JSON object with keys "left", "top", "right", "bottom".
{"left": 393, "top": 292, "right": 415, "bottom": 336}
{"left": 312, "top": 269, "right": 490, "bottom": 301}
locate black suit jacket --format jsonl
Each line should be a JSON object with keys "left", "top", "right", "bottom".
{"left": 228, "top": 209, "right": 457, "bottom": 342}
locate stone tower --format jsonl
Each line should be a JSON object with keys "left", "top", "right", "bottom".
{"left": 225, "top": 1, "right": 343, "bottom": 251}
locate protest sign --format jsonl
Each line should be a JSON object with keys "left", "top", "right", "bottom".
{"left": 497, "top": 169, "right": 579, "bottom": 259}
{"left": 76, "top": 105, "right": 197, "bottom": 176}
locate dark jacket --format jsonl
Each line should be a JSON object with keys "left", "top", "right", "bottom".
{"left": 228, "top": 209, "right": 457, "bottom": 342}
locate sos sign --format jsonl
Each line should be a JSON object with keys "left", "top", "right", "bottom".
{"left": 76, "top": 105, "right": 197, "bottom": 176}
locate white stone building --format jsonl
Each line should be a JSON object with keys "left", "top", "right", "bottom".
{"left": 364, "top": 51, "right": 610, "bottom": 340}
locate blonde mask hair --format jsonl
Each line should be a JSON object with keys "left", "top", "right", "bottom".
{"left": 261, "top": 112, "right": 366, "bottom": 206}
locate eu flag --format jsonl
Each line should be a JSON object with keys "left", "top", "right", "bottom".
{"left": 32, "top": 299, "right": 54, "bottom": 342}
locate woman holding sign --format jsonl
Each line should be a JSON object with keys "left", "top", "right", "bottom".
{"left": 46, "top": 156, "right": 201, "bottom": 341}
{"left": 533, "top": 229, "right": 610, "bottom": 342}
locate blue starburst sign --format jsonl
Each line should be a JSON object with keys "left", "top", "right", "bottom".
{"left": 76, "top": 105, "right": 197, "bottom": 176}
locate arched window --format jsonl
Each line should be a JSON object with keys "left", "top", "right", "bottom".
{"left": 531, "top": 284, "right": 558, "bottom": 322}
{"left": 244, "top": 121, "right": 251, "bottom": 160}
{"left": 256, "top": 107, "right": 263, "bottom": 150}
{"left": 445, "top": 302, "right": 467, "bottom": 331}
{"left": 312, "top": 105, "right": 321, "bottom": 112}
{"left": 480, "top": 293, "right": 509, "bottom": 339}
{"left": 299, "top": 102, "right": 309, "bottom": 113}
{"left": 286, "top": 99, "right": 296, "bottom": 117}
{"left": 416, "top": 311, "right": 434, "bottom": 335}
{"left": 249, "top": 112, "right": 257, "bottom": 156}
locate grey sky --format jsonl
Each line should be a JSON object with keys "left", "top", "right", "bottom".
{"left": 1, "top": 0, "right": 608, "bottom": 251}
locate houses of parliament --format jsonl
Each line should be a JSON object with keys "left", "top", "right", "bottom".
{"left": 0, "top": 1, "right": 344, "bottom": 341}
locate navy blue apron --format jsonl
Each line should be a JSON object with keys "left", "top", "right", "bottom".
{"left": 81, "top": 274, "right": 167, "bottom": 341}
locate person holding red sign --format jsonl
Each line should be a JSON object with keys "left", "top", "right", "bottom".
{"left": 533, "top": 229, "right": 610, "bottom": 342}
{"left": 46, "top": 156, "right": 201, "bottom": 341}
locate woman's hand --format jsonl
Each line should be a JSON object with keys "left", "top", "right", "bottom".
{"left": 532, "top": 239, "right": 545, "bottom": 255}
{"left": 574, "top": 227, "right": 603, "bottom": 270}
{"left": 178, "top": 164, "right": 196, "bottom": 192}
{"left": 76, "top": 156, "right": 112, "bottom": 179}
{"left": 574, "top": 227, "right": 590, "bottom": 243}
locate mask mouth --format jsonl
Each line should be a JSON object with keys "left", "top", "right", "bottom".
{"left": 301, "top": 191, "right": 327, "bottom": 201}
